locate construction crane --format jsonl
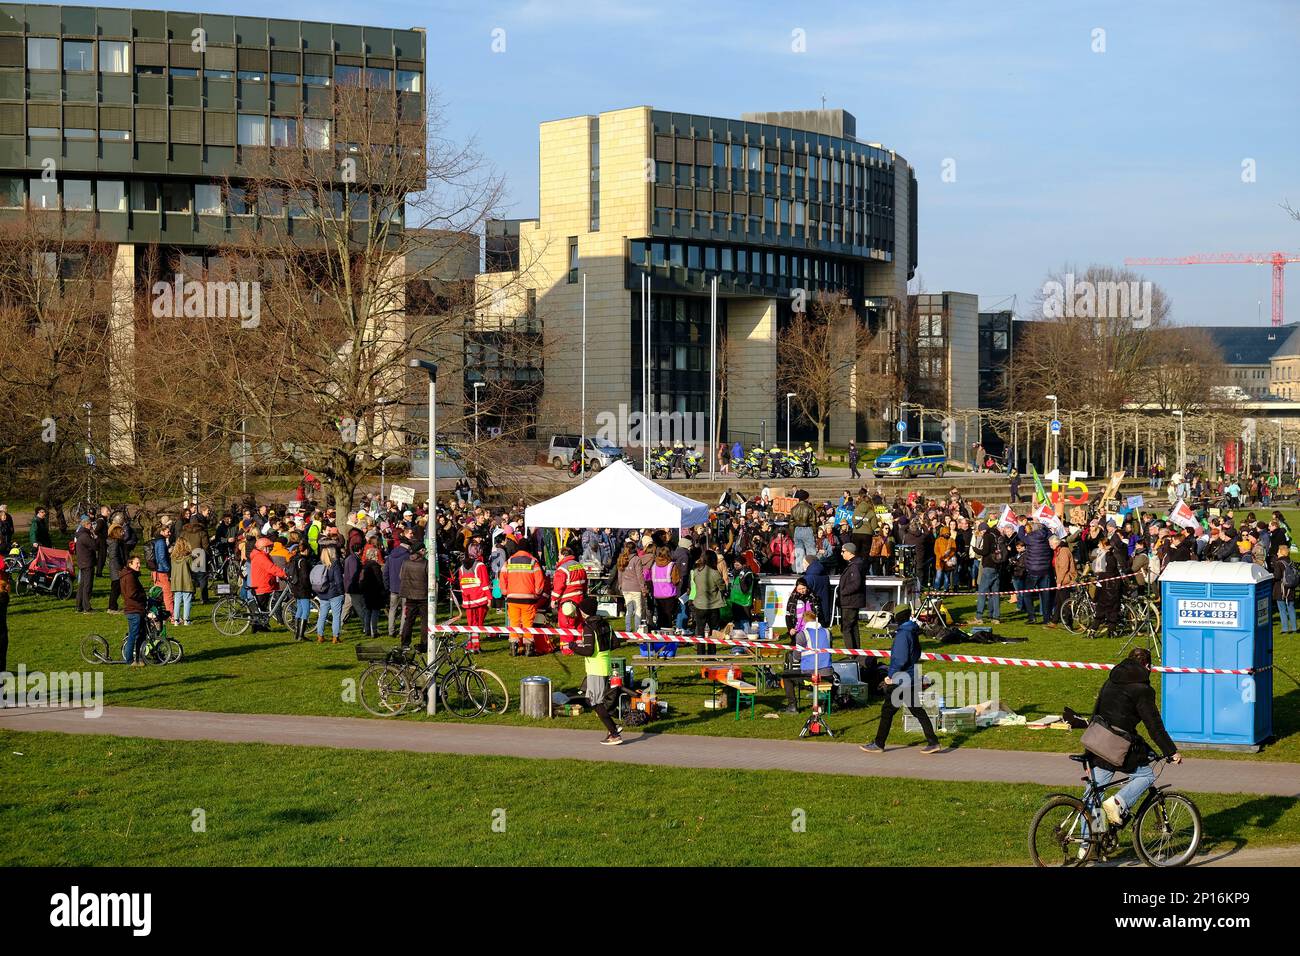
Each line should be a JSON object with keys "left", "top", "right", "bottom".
{"left": 1123, "top": 252, "right": 1300, "bottom": 327}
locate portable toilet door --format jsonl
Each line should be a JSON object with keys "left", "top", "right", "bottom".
{"left": 1159, "top": 561, "right": 1273, "bottom": 751}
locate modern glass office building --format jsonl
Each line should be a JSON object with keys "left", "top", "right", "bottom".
{"left": 482, "top": 106, "right": 917, "bottom": 447}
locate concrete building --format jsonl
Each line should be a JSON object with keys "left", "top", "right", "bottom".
{"left": 480, "top": 105, "right": 917, "bottom": 450}
{"left": 0, "top": 4, "right": 427, "bottom": 462}
{"left": 907, "top": 291, "right": 979, "bottom": 453}
{"left": 1202, "top": 325, "right": 1295, "bottom": 399}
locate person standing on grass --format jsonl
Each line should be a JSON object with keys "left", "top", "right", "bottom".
{"left": 398, "top": 545, "right": 429, "bottom": 649}
{"left": 168, "top": 534, "right": 195, "bottom": 626}
{"left": 0, "top": 504, "right": 13, "bottom": 559}
{"left": 151, "top": 520, "right": 174, "bottom": 615}
{"left": 287, "top": 536, "right": 315, "bottom": 642}
{"left": 93, "top": 505, "right": 110, "bottom": 577}
{"left": 249, "top": 536, "right": 286, "bottom": 633}
{"left": 860, "top": 605, "right": 943, "bottom": 756}
{"left": 73, "top": 515, "right": 96, "bottom": 613}
{"left": 691, "top": 549, "right": 726, "bottom": 654}
{"left": 0, "top": 568, "right": 10, "bottom": 672}
{"left": 315, "top": 537, "right": 345, "bottom": 644}
{"left": 29, "top": 507, "right": 51, "bottom": 548}
{"left": 120, "top": 554, "right": 146, "bottom": 666}
{"left": 1273, "top": 544, "right": 1296, "bottom": 635}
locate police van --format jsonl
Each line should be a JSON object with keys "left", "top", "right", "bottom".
{"left": 872, "top": 441, "right": 947, "bottom": 479}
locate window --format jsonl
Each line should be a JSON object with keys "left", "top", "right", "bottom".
{"left": 0, "top": 177, "right": 21, "bottom": 207}
{"left": 365, "top": 67, "right": 391, "bottom": 89}
{"left": 650, "top": 242, "right": 666, "bottom": 267}
{"left": 27, "top": 178, "right": 57, "bottom": 209}
{"left": 629, "top": 239, "right": 646, "bottom": 265}
{"left": 170, "top": 67, "right": 198, "bottom": 78}
{"left": 99, "top": 129, "right": 130, "bottom": 141}
{"left": 334, "top": 64, "right": 362, "bottom": 87}
{"left": 162, "top": 181, "right": 191, "bottom": 213}
{"left": 206, "top": 69, "right": 233, "bottom": 79}
{"left": 237, "top": 114, "right": 267, "bottom": 146}
{"left": 130, "top": 181, "right": 158, "bottom": 212}
{"left": 397, "top": 70, "right": 421, "bottom": 93}
{"left": 270, "top": 72, "right": 298, "bottom": 84}
{"left": 135, "top": 64, "right": 164, "bottom": 75}
{"left": 227, "top": 187, "right": 251, "bottom": 215}
{"left": 270, "top": 116, "right": 297, "bottom": 147}
{"left": 63, "top": 41, "right": 93, "bottom": 72}
{"left": 27, "top": 127, "right": 59, "bottom": 139}
{"left": 746, "top": 146, "right": 760, "bottom": 171}
{"left": 302, "top": 117, "right": 330, "bottom": 150}
{"left": 567, "top": 236, "right": 578, "bottom": 283}
{"left": 63, "top": 179, "right": 92, "bottom": 210}
{"left": 687, "top": 245, "right": 701, "bottom": 270}
{"left": 188, "top": 183, "right": 219, "bottom": 215}
{"left": 97, "top": 180, "right": 125, "bottom": 211}
{"left": 303, "top": 73, "right": 330, "bottom": 87}
{"left": 99, "top": 40, "right": 129, "bottom": 73}
{"left": 27, "top": 38, "right": 57, "bottom": 70}
{"left": 260, "top": 187, "right": 285, "bottom": 216}
{"left": 704, "top": 247, "right": 717, "bottom": 271}
{"left": 288, "top": 189, "right": 314, "bottom": 218}
{"left": 237, "top": 70, "right": 264, "bottom": 82}
{"left": 64, "top": 128, "right": 95, "bottom": 140}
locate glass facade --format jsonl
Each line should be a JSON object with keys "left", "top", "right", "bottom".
{"left": 631, "top": 293, "right": 726, "bottom": 417}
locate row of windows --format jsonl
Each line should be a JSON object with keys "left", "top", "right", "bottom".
{"left": 629, "top": 239, "right": 861, "bottom": 291}
{"left": 0, "top": 176, "right": 396, "bottom": 220}
{"left": 14, "top": 39, "right": 420, "bottom": 92}
{"left": 655, "top": 154, "right": 891, "bottom": 203}
{"left": 17, "top": 116, "right": 333, "bottom": 148}
{"left": 651, "top": 207, "right": 893, "bottom": 256}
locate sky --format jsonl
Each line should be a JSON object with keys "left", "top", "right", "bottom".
{"left": 138, "top": 0, "right": 1298, "bottom": 326}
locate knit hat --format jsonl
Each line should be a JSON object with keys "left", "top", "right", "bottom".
{"left": 579, "top": 595, "right": 599, "bottom": 616}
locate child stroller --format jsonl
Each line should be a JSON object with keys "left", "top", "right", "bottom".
{"left": 16, "top": 545, "right": 73, "bottom": 599}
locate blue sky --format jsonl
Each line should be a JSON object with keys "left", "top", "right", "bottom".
{"left": 147, "top": 0, "right": 1298, "bottom": 326}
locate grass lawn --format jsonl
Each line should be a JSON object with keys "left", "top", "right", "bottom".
{"left": 3, "top": 729, "right": 1298, "bottom": 866}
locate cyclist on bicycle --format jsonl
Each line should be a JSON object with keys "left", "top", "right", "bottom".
{"left": 1090, "top": 647, "right": 1182, "bottom": 826}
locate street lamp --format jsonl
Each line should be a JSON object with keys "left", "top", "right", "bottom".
{"left": 1014, "top": 411, "right": 1024, "bottom": 472}
{"left": 472, "top": 380, "right": 486, "bottom": 445}
{"left": 1172, "top": 410, "right": 1185, "bottom": 484}
{"left": 1046, "top": 394, "right": 1058, "bottom": 471}
{"left": 409, "top": 358, "right": 438, "bottom": 715}
{"left": 785, "top": 393, "right": 797, "bottom": 451}
{"left": 760, "top": 419, "right": 766, "bottom": 449}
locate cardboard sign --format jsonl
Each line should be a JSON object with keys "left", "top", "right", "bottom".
{"left": 1126, "top": 495, "right": 1144, "bottom": 510}
{"left": 389, "top": 484, "right": 415, "bottom": 506}
{"left": 772, "top": 496, "right": 797, "bottom": 515}
{"left": 834, "top": 506, "right": 856, "bottom": 528}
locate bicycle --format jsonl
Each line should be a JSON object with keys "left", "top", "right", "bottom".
{"left": 211, "top": 585, "right": 297, "bottom": 636}
{"left": 1029, "top": 753, "right": 1202, "bottom": 867}
{"left": 81, "top": 593, "right": 183, "bottom": 666}
{"left": 357, "top": 638, "right": 509, "bottom": 718}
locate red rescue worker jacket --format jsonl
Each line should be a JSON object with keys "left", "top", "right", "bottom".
{"left": 551, "top": 556, "right": 588, "bottom": 608}
{"left": 499, "top": 551, "right": 545, "bottom": 603}
{"left": 458, "top": 561, "right": 492, "bottom": 609}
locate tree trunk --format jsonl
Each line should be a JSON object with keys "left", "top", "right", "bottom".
{"left": 816, "top": 420, "right": 826, "bottom": 458}
{"left": 329, "top": 477, "right": 355, "bottom": 518}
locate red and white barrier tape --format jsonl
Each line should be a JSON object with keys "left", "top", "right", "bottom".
{"left": 426, "top": 624, "right": 1259, "bottom": 675}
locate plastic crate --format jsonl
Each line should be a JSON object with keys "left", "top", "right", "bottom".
{"left": 902, "top": 706, "right": 941, "bottom": 733}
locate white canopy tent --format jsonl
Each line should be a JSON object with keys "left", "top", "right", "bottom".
{"left": 524, "top": 459, "right": 710, "bottom": 530}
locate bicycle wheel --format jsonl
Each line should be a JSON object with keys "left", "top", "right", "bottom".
{"left": 274, "top": 599, "right": 293, "bottom": 629}
{"left": 1059, "top": 595, "right": 1079, "bottom": 633}
{"left": 358, "top": 663, "right": 413, "bottom": 717}
{"left": 1133, "top": 791, "right": 1202, "bottom": 867}
{"left": 224, "top": 560, "right": 242, "bottom": 587}
{"left": 1029, "top": 796, "right": 1095, "bottom": 867}
{"left": 470, "top": 668, "right": 510, "bottom": 715}
{"left": 212, "top": 597, "right": 252, "bottom": 636}
{"left": 438, "top": 667, "right": 486, "bottom": 718}
{"left": 79, "top": 633, "right": 110, "bottom": 665}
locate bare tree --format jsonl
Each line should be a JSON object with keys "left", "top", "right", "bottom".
{"left": 1141, "top": 325, "right": 1226, "bottom": 412}
{"left": 775, "top": 292, "right": 868, "bottom": 455}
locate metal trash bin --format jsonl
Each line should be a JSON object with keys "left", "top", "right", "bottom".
{"left": 520, "top": 675, "right": 553, "bottom": 719}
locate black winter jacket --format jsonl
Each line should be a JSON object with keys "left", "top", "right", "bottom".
{"left": 1092, "top": 659, "right": 1179, "bottom": 772}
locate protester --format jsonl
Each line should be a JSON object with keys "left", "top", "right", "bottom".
{"left": 860, "top": 605, "right": 942, "bottom": 755}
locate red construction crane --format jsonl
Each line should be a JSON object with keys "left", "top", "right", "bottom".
{"left": 1123, "top": 252, "right": 1300, "bottom": 327}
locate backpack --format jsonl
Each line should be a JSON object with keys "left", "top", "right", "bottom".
{"left": 1284, "top": 561, "right": 1299, "bottom": 591}
{"left": 992, "top": 533, "right": 1010, "bottom": 566}
{"left": 573, "top": 618, "right": 612, "bottom": 658}
{"left": 970, "top": 529, "right": 985, "bottom": 559}
{"left": 309, "top": 563, "right": 329, "bottom": 594}
{"left": 145, "top": 540, "right": 159, "bottom": 572}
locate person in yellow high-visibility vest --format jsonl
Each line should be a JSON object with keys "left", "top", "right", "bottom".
{"left": 498, "top": 542, "right": 545, "bottom": 656}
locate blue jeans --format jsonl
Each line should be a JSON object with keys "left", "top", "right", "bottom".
{"left": 317, "top": 595, "right": 344, "bottom": 638}
{"left": 933, "top": 569, "right": 949, "bottom": 590}
{"left": 240, "top": 561, "right": 252, "bottom": 602}
{"left": 793, "top": 526, "right": 815, "bottom": 559}
{"left": 124, "top": 612, "right": 143, "bottom": 662}
{"left": 1012, "top": 576, "right": 1029, "bottom": 617}
{"left": 1279, "top": 598, "right": 1296, "bottom": 633}
{"left": 675, "top": 596, "right": 689, "bottom": 630}
{"left": 976, "top": 567, "right": 1001, "bottom": 620}
{"left": 295, "top": 597, "right": 313, "bottom": 622}
{"left": 1026, "top": 572, "right": 1053, "bottom": 621}
{"left": 1087, "top": 763, "right": 1155, "bottom": 820}
{"left": 173, "top": 591, "right": 193, "bottom": 623}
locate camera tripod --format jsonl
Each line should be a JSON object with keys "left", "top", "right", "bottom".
{"left": 798, "top": 672, "right": 834, "bottom": 738}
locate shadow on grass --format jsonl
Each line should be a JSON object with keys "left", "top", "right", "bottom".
{"left": 186, "top": 642, "right": 286, "bottom": 661}
{"left": 1195, "top": 795, "right": 1299, "bottom": 864}
{"left": 263, "top": 807, "right": 338, "bottom": 825}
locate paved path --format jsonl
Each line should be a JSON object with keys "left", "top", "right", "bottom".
{"left": 3, "top": 705, "right": 1299, "bottom": 797}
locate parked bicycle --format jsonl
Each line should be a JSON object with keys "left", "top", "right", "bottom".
{"left": 211, "top": 585, "right": 299, "bottom": 636}
{"left": 1029, "top": 753, "right": 1202, "bottom": 867}
{"left": 357, "top": 639, "right": 509, "bottom": 718}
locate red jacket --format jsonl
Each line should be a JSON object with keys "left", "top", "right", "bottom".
{"left": 551, "top": 557, "right": 588, "bottom": 607}
{"left": 250, "top": 548, "right": 286, "bottom": 594}
{"left": 458, "top": 561, "right": 492, "bottom": 609}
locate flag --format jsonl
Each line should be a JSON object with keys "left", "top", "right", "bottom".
{"left": 1029, "top": 464, "right": 1049, "bottom": 506}
{"left": 1033, "top": 500, "right": 1066, "bottom": 538}
{"left": 997, "top": 504, "right": 1019, "bottom": 532}
{"left": 1170, "top": 499, "right": 1200, "bottom": 532}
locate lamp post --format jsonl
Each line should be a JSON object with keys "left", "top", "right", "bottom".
{"left": 760, "top": 419, "right": 766, "bottom": 449}
{"left": 785, "top": 392, "right": 796, "bottom": 451}
{"left": 1172, "top": 410, "right": 1185, "bottom": 482}
{"left": 1014, "top": 411, "right": 1024, "bottom": 472}
{"left": 1045, "top": 394, "right": 1058, "bottom": 471}
{"left": 472, "top": 380, "right": 485, "bottom": 445}
{"left": 409, "top": 359, "right": 438, "bottom": 715}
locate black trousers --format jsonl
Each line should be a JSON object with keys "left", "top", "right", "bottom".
{"left": 108, "top": 576, "right": 121, "bottom": 610}
{"left": 254, "top": 591, "right": 271, "bottom": 630}
{"left": 589, "top": 683, "right": 622, "bottom": 736}
{"left": 840, "top": 608, "right": 861, "bottom": 649}
{"left": 76, "top": 567, "right": 94, "bottom": 611}
{"left": 694, "top": 606, "right": 719, "bottom": 653}
{"left": 400, "top": 600, "right": 425, "bottom": 648}
{"left": 95, "top": 545, "right": 107, "bottom": 576}
{"left": 654, "top": 596, "right": 678, "bottom": 630}
{"left": 876, "top": 681, "right": 939, "bottom": 747}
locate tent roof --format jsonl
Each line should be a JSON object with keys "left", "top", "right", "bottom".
{"left": 524, "top": 459, "right": 710, "bottom": 530}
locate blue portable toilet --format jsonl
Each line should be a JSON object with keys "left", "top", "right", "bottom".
{"left": 1159, "top": 562, "right": 1274, "bottom": 751}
